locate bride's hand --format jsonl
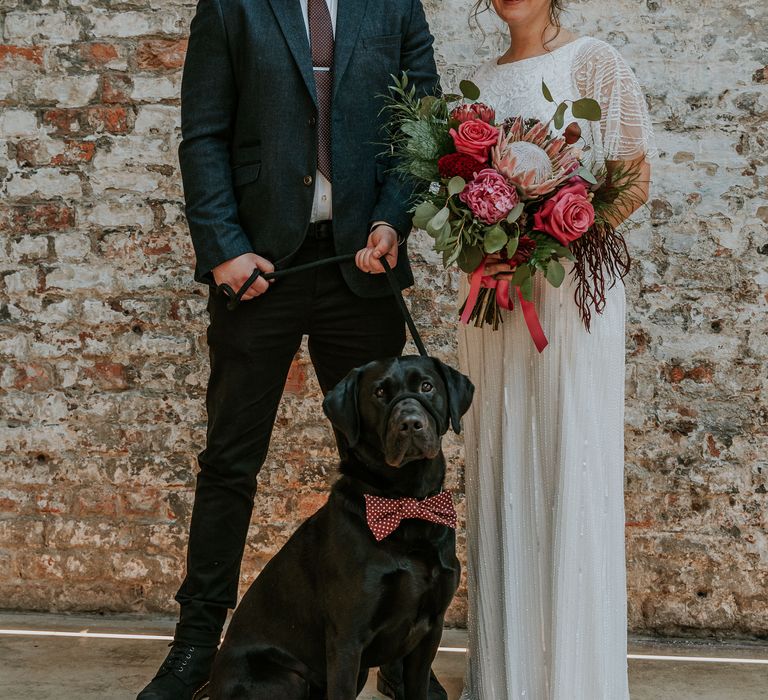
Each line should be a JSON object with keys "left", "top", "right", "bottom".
{"left": 484, "top": 252, "right": 515, "bottom": 280}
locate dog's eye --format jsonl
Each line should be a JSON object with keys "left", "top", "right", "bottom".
{"left": 374, "top": 387, "right": 386, "bottom": 399}
{"left": 421, "top": 381, "right": 433, "bottom": 393}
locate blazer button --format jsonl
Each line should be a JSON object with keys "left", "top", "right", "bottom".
{"left": 303, "top": 175, "right": 313, "bottom": 186}
{"left": 308, "top": 116, "right": 317, "bottom": 127}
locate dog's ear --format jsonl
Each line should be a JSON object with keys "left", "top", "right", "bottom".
{"left": 322, "top": 367, "right": 363, "bottom": 447}
{"left": 433, "top": 359, "right": 475, "bottom": 434}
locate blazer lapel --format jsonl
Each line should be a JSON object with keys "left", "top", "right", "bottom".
{"left": 333, "top": 0, "right": 369, "bottom": 97}
{"left": 267, "top": 0, "right": 317, "bottom": 105}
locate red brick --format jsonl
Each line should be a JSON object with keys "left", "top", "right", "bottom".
{"left": 119, "top": 489, "right": 166, "bottom": 518}
{"left": 285, "top": 359, "right": 308, "bottom": 395}
{"left": 74, "top": 491, "right": 119, "bottom": 518}
{"left": 51, "top": 140, "right": 97, "bottom": 165}
{"left": 101, "top": 73, "right": 133, "bottom": 104}
{"left": 12, "top": 363, "right": 54, "bottom": 391}
{"left": 8, "top": 203, "right": 75, "bottom": 233}
{"left": 13, "top": 139, "right": 44, "bottom": 167}
{"left": 687, "top": 365, "right": 714, "bottom": 383}
{"left": 43, "top": 106, "right": 131, "bottom": 135}
{"left": 136, "top": 39, "right": 188, "bottom": 70}
{"left": 297, "top": 492, "right": 328, "bottom": 519}
{"left": 80, "top": 42, "right": 119, "bottom": 66}
{"left": 667, "top": 366, "right": 685, "bottom": 384}
{"left": 0, "top": 45, "right": 44, "bottom": 69}
{"left": 82, "top": 361, "right": 130, "bottom": 391}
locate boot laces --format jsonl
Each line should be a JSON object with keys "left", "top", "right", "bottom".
{"left": 162, "top": 642, "right": 196, "bottom": 674}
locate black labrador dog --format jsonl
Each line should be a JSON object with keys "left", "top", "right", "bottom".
{"left": 206, "top": 355, "right": 474, "bottom": 699}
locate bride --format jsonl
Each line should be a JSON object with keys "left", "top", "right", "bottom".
{"left": 458, "top": 1, "right": 655, "bottom": 699}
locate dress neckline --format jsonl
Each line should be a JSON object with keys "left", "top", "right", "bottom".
{"left": 494, "top": 36, "right": 587, "bottom": 68}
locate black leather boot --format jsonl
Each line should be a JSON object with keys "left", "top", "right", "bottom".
{"left": 137, "top": 642, "right": 217, "bottom": 700}
{"left": 377, "top": 664, "right": 448, "bottom": 700}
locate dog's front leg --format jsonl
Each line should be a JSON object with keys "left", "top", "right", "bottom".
{"left": 401, "top": 624, "right": 442, "bottom": 700}
{"left": 325, "top": 636, "right": 362, "bottom": 700}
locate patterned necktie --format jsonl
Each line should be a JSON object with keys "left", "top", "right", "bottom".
{"left": 308, "top": 0, "right": 334, "bottom": 180}
{"left": 364, "top": 491, "right": 458, "bottom": 542}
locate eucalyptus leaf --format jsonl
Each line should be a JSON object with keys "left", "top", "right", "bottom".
{"left": 459, "top": 80, "right": 481, "bottom": 101}
{"left": 506, "top": 236, "right": 519, "bottom": 259}
{"left": 506, "top": 202, "right": 524, "bottom": 223}
{"left": 457, "top": 245, "right": 485, "bottom": 273}
{"left": 510, "top": 264, "right": 531, "bottom": 288}
{"left": 550, "top": 243, "right": 576, "bottom": 261}
{"left": 545, "top": 260, "right": 565, "bottom": 287}
{"left": 542, "top": 80, "right": 555, "bottom": 103}
{"left": 554, "top": 102, "right": 568, "bottom": 131}
{"left": 578, "top": 167, "right": 598, "bottom": 186}
{"left": 519, "top": 276, "right": 534, "bottom": 301}
{"left": 447, "top": 176, "right": 466, "bottom": 197}
{"left": 428, "top": 207, "right": 450, "bottom": 232}
{"left": 483, "top": 225, "right": 508, "bottom": 254}
{"left": 413, "top": 201, "right": 440, "bottom": 230}
{"left": 444, "top": 245, "right": 462, "bottom": 268}
{"left": 572, "top": 98, "right": 602, "bottom": 121}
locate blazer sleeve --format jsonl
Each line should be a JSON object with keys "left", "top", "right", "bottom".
{"left": 369, "top": 0, "right": 439, "bottom": 238}
{"left": 178, "top": 0, "right": 254, "bottom": 284}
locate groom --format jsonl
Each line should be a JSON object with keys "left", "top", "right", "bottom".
{"left": 137, "top": 1, "right": 443, "bottom": 699}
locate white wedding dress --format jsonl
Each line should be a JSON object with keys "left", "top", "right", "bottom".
{"left": 458, "top": 37, "right": 655, "bottom": 700}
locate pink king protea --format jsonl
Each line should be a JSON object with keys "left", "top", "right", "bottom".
{"left": 492, "top": 117, "right": 582, "bottom": 200}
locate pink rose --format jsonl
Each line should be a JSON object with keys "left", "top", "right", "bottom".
{"left": 450, "top": 102, "right": 496, "bottom": 124}
{"left": 533, "top": 178, "right": 595, "bottom": 245}
{"left": 450, "top": 120, "right": 500, "bottom": 163}
{"left": 460, "top": 168, "right": 519, "bottom": 225}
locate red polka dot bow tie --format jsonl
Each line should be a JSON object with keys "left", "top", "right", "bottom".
{"left": 364, "top": 491, "right": 458, "bottom": 542}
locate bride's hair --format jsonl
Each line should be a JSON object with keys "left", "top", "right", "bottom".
{"left": 471, "top": 1, "right": 565, "bottom": 42}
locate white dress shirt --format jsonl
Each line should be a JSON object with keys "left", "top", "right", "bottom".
{"left": 300, "top": 0, "right": 337, "bottom": 222}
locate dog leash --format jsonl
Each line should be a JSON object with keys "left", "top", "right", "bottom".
{"left": 218, "top": 253, "right": 429, "bottom": 358}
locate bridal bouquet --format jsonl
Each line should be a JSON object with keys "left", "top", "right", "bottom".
{"left": 382, "top": 75, "right": 639, "bottom": 351}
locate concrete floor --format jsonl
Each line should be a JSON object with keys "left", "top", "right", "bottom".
{"left": 0, "top": 613, "right": 767, "bottom": 699}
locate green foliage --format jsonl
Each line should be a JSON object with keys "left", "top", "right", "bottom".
{"left": 459, "top": 80, "right": 480, "bottom": 101}
{"left": 545, "top": 260, "right": 565, "bottom": 287}
{"left": 447, "top": 176, "right": 466, "bottom": 196}
{"left": 572, "top": 98, "right": 602, "bottom": 121}
{"left": 507, "top": 202, "right": 524, "bottom": 223}
{"left": 483, "top": 225, "right": 508, "bottom": 254}
{"left": 457, "top": 245, "right": 485, "bottom": 273}
{"left": 412, "top": 201, "right": 439, "bottom": 230}
{"left": 553, "top": 102, "right": 568, "bottom": 130}
{"left": 542, "top": 80, "right": 554, "bottom": 103}
{"left": 578, "top": 167, "right": 598, "bottom": 185}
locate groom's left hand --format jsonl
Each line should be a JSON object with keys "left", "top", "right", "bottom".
{"left": 355, "top": 225, "right": 398, "bottom": 274}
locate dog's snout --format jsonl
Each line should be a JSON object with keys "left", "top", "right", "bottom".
{"left": 399, "top": 414, "right": 424, "bottom": 433}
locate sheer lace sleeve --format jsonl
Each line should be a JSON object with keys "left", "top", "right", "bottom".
{"left": 573, "top": 39, "right": 657, "bottom": 163}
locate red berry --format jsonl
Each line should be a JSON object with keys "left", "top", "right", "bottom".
{"left": 564, "top": 122, "right": 582, "bottom": 145}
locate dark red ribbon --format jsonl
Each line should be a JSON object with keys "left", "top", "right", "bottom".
{"left": 460, "top": 256, "right": 548, "bottom": 353}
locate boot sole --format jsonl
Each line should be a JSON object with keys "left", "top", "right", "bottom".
{"left": 192, "top": 681, "right": 210, "bottom": 700}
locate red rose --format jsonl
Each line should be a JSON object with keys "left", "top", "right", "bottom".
{"left": 533, "top": 178, "right": 595, "bottom": 245}
{"left": 449, "top": 120, "right": 500, "bottom": 163}
{"left": 438, "top": 153, "right": 479, "bottom": 181}
{"left": 450, "top": 102, "right": 496, "bottom": 124}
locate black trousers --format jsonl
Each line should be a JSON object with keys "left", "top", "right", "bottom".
{"left": 174, "top": 235, "right": 406, "bottom": 646}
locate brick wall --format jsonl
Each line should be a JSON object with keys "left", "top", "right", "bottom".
{"left": 1, "top": 0, "right": 766, "bottom": 636}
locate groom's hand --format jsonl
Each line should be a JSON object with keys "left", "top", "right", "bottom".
{"left": 355, "top": 225, "right": 398, "bottom": 274}
{"left": 212, "top": 252, "right": 274, "bottom": 301}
